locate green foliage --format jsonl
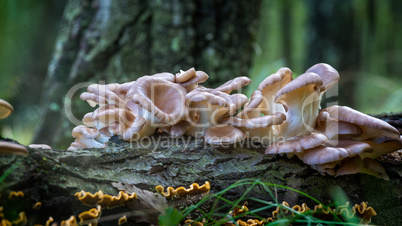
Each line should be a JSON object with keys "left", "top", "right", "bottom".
{"left": 159, "top": 206, "right": 183, "bottom": 226}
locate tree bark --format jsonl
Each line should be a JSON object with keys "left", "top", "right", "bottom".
{"left": 1, "top": 127, "right": 401, "bottom": 225}
{"left": 33, "top": 0, "right": 261, "bottom": 149}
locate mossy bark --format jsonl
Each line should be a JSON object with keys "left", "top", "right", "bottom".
{"left": 33, "top": 0, "right": 261, "bottom": 149}
{"left": 0, "top": 133, "right": 401, "bottom": 225}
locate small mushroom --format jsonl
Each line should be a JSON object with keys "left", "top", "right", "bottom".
{"left": 0, "top": 141, "right": 28, "bottom": 156}
{"left": 0, "top": 99, "right": 13, "bottom": 119}
{"left": 68, "top": 125, "right": 109, "bottom": 150}
{"left": 176, "top": 68, "right": 209, "bottom": 92}
{"left": 28, "top": 144, "right": 52, "bottom": 149}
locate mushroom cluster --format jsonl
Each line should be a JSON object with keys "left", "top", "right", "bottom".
{"left": 70, "top": 64, "right": 402, "bottom": 179}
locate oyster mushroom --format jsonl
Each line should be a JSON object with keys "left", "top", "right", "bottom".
{"left": 176, "top": 68, "right": 209, "bottom": 92}
{"left": 185, "top": 86, "right": 247, "bottom": 138}
{"left": 316, "top": 105, "right": 400, "bottom": 143}
{"left": 0, "top": 141, "right": 28, "bottom": 156}
{"left": 68, "top": 125, "right": 109, "bottom": 150}
{"left": 0, "top": 99, "right": 13, "bottom": 119}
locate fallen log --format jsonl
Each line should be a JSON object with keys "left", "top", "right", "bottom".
{"left": 0, "top": 114, "right": 401, "bottom": 225}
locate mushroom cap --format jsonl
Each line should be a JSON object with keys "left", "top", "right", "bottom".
{"left": 127, "top": 77, "right": 188, "bottom": 124}
{"left": 302, "top": 140, "right": 372, "bottom": 165}
{"left": 204, "top": 124, "right": 245, "bottom": 145}
{"left": 214, "top": 76, "right": 252, "bottom": 94}
{"left": 275, "top": 72, "right": 323, "bottom": 104}
{"left": 179, "top": 70, "right": 209, "bottom": 90}
{"left": 186, "top": 89, "right": 231, "bottom": 108}
{"left": 257, "top": 67, "right": 292, "bottom": 115}
{"left": 258, "top": 67, "right": 292, "bottom": 91}
{"left": 336, "top": 156, "right": 389, "bottom": 180}
{"left": 306, "top": 63, "right": 340, "bottom": 91}
{"left": 360, "top": 137, "right": 402, "bottom": 159}
{"left": 28, "top": 144, "right": 52, "bottom": 149}
{"left": 80, "top": 83, "right": 124, "bottom": 107}
{"left": 265, "top": 133, "right": 328, "bottom": 154}
{"left": 316, "top": 117, "right": 363, "bottom": 140}
{"left": 72, "top": 125, "right": 101, "bottom": 139}
{"left": 0, "top": 141, "right": 28, "bottom": 156}
{"left": 317, "top": 105, "right": 400, "bottom": 142}
{"left": 150, "top": 72, "right": 176, "bottom": 83}
{"left": 176, "top": 68, "right": 197, "bottom": 83}
{"left": 236, "top": 90, "right": 264, "bottom": 119}
{"left": 224, "top": 112, "right": 286, "bottom": 129}
{"left": 229, "top": 93, "right": 249, "bottom": 112}
{"left": 0, "top": 99, "right": 13, "bottom": 119}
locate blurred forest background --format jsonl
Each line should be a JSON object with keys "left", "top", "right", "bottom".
{"left": 0, "top": 0, "right": 401, "bottom": 149}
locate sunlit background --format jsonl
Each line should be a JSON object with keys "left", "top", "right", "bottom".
{"left": 0, "top": 0, "right": 401, "bottom": 147}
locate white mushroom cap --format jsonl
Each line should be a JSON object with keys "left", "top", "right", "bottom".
{"left": 28, "top": 144, "right": 52, "bottom": 150}
{"left": 70, "top": 125, "right": 109, "bottom": 149}
{"left": 204, "top": 124, "right": 245, "bottom": 145}
{"left": 0, "top": 99, "right": 13, "bottom": 119}
{"left": 0, "top": 141, "right": 28, "bottom": 156}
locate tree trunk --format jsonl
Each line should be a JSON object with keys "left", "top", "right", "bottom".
{"left": 33, "top": 0, "right": 261, "bottom": 149}
{"left": 1, "top": 113, "right": 401, "bottom": 225}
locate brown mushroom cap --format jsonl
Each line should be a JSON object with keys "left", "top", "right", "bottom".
{"left": 225, "top": 112, "right": 285, "bottom": 129}
{"left": 265, "top": 133, "right": 328, "bottom": 154}
{"left": 0, "top": 141, "right": 28, "bottom": 156}
{"left": 306, "top": 63, "right": 340, "bottom": 91}
{"left": 214, "top": 76, "right": 252, "bottom": 94}
{"left": 178, "top": 70, "right": 209, "bottom": 92}
{"left": 317, "top": 105, "right": 400, "bottom": 142}
{"left": 204, "top": 124, "right": 245, "bottom": 145}
{"left": 336, "top": 156, "right": 389, "bottom": 180}
{"left": 0, "top": 99, "right": 13, "bottom": 119}
{"left": 302, "top": 140, "right": 372, "bottom": 165}
{"left": 176, "top": 68, "right": 196, "bottom": 83}
{"left": 127, "top": 77, "right": 188, "bottom": 124}
{"left": 360, "top": 137, "right": 402, "bottom": 159}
